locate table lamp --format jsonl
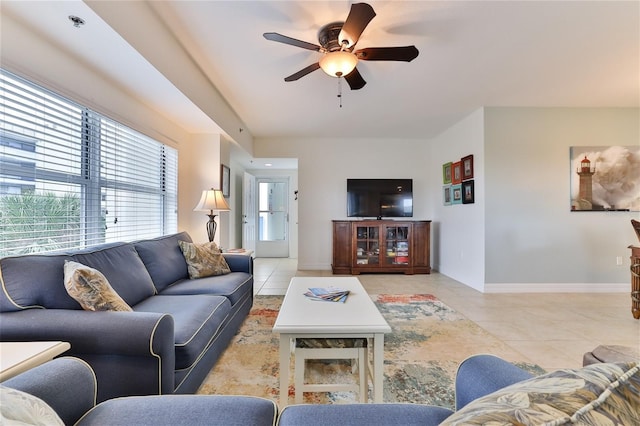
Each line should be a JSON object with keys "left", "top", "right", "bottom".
{"left": 193, "top": 189, "right": 230, "bottom": 242}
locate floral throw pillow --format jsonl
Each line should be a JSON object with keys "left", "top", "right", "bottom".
{"left": 441, "top": 362, "right": 640, "bottom": 426}
{"left": 64, "top": 260, "right": 133, "bottom": 311}
{"left": 178, "top": 240, "right": 231, "bottom": 279}
{"left": 0, "top": 386, "right": 64, "bottom": 426}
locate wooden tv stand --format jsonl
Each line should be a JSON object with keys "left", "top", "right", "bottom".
{"left": 332, "top": 220, "right": 431, "bottom": 275}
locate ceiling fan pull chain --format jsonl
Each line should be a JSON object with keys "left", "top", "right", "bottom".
{"left": 338, "top": 77, "right": 343, "bottom": 108}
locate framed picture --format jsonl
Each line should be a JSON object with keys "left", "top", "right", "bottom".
{"left": 462, "top": 154, "right": 474, "bottom": 180}
{"left": 462, "top": 180, "right": 475, "bottom": 204}
{"left": 443, "top": 185, "right": 452, "bottom": 205}
{"left": 442, "top": 162, "right": 452, "bottom": 184}
{"left": 451, "top": 184, "right": 462, "bottom": 204}
{"left": 570, "top": 145, "right": 640, "bottom": 211}
{"left": 220, "top": 164, "right": 230, "bottom": 197}
{"left": 452, "top": 161, "right": 462, "bottom": 184}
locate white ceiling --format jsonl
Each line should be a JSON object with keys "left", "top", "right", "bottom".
{"left": 2, "top": 1, "right": 638, "bottom": 161}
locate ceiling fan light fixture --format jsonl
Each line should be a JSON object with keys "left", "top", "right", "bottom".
{"left": 319, "top": 51, "right": 358, "bottom": 77}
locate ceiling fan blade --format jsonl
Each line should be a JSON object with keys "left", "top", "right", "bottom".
{"left": 263, "top": 32, "right": 321, "bottom": 51}
{"left": 338, "top": 3, "right": 376, "bottom": 48}
{"left": 284, "top": 63, "right": 321, "bottom": 82}
{"left": 344, "top": 67, "right": 367, "bottom": 90}
{"left": 355, "top": 46, "right": 419, "bottom": 62}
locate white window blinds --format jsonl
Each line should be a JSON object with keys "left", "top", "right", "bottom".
{"left": 0, "top": 69, "right": 178, "bottom": 256}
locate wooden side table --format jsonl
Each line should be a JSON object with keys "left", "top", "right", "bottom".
{"left": 0, "top": 341, "right": 71, "bottom": 381}
{"left": 222, "top": 249, "right": 254, "bottom": 257}
{"left": 629, "top": 245, "right": 640, "bottom": 319}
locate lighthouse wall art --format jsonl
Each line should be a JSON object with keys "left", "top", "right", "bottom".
{"left": 570, "top": 146, "right": 640, "bottom": 212}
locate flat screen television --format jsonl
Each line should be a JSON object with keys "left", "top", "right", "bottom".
{"left": 347, "top": 179, "right": 413, "bottom": 218}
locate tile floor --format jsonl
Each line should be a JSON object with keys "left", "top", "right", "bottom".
{"left": 254, "top": 257, "right": 639, "bottom": 371}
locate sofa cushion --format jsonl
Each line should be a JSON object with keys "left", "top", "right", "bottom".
{"left": 0, "top": 385, "right": 64, "bottom": 426}
{"left": 72, "top": 244, "right": 156, "bottom": 306}
{"left": 441, "top": 362, "right": 640, "bottom": 426}
{"left": 159, "top": 272, "right": 252, "bottom": 306}
{"left": 178, "top": 241, "right": 231, "bottom": 279}
{"left": 134, "top": 232, "right": 191, "bottom": 292}
{"left": 0, "top": 253, "right": 79, "bottom": 311}
{"left": 63, "top": 261, "right": 132, "bottom": 312}
{"left": 133, "top": 295, "right": 231, "bottom": 370}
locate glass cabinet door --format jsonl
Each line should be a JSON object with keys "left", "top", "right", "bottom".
{"left": 385, "top": 225, "right": 410, "bottom": 265}
{"left": 355, "top": 226, "right": 379, "bottom": 265}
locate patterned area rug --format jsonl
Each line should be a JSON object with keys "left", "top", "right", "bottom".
{"left": 198, "top": 294, "right": 544, "bottom": 409}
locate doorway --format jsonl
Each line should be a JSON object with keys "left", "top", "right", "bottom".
{"left": 255, "top": 177, "right": 289, "bottom": 257}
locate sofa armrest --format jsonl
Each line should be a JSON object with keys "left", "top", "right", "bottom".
{"left": 0, "top": 309, "right": 176, "bottom": 401}
{"left": 3, "top": 357, "right": 96, "bottom": 426}
{"left": 223, "top": 254, "right": 253, "bottom": 274}
{"left": 454, "top": 354, "right": 534, "bottom": 410}
{"left": 0, "top": 309, "right": 174, "bottom": 357}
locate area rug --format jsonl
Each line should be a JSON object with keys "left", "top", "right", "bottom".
{"left": 197, "top": 294, "right": 544, "bottom": 409}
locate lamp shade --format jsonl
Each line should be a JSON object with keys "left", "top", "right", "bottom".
{"left": 319, "top": 51, "right": 358, "bottom": 77}
{"left": 193, "top": 189, "right": 230, "bottom": 213}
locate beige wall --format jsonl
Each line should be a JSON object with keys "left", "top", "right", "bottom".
{"left": 179, "top": 134, "right": 226, "bottom": 245}
{"left": 483, "top": 107, "right": 639, "bottom": 292}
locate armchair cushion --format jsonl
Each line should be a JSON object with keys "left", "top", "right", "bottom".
{"left": 78, "top": 395, "right": 278, "bottom": 426}
{"left": 64, "top": 261, "right": 132, "bottom": 312}
{"left": 277, "top": 403, "right": 453, "bottom": 426}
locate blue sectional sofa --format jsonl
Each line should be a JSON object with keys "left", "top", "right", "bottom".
{"left": 0, "top": 232, "right": 253, "bottom": 402}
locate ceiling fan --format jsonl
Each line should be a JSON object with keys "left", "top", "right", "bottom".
{"left": 263, "top": 2, "right": 419, "bottom": 90}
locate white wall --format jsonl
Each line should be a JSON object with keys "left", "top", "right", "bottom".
{"left": 257, "top": 108, "right": 639, "bottom": 293}
{"left": 255, "top": 137, "right": 430, "bottom": 270}
{"left": 429, "top": 109, "right": 486, "bottom": 292}
{"left": 483, "top": 107, "right": 639, "bottom": 292}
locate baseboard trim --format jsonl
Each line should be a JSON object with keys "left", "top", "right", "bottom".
{"left": 484, "top": 282, "right": 629, "bottom": 293}
{"left": 297, "top": 263, "right": 332, "bottom": 271}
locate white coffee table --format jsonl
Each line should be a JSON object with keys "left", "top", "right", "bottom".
{"left": 0, "top": 341, "right": 71, "bottom": 381}
{"left": 273, "top": 277, "right": 391, "bottom": 406}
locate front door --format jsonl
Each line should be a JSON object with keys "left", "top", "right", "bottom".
{"left": 256, "top": 178, "right": 289, "bottom": 257}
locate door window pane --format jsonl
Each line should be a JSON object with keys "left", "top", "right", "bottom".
{"left": 258, "top": 181, "right": 287, "bottom": 241}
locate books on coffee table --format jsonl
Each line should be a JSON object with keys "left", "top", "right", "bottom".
{"left": 303, "top": 287, "right": 350, "bottom": 303}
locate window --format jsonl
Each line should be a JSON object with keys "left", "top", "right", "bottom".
{"left": 0, "top": 69, "right": 178, "bottom": 256}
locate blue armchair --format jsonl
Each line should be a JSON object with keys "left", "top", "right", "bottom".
{"left": 3, "top": 357, "right": 278, "bottom": 426}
